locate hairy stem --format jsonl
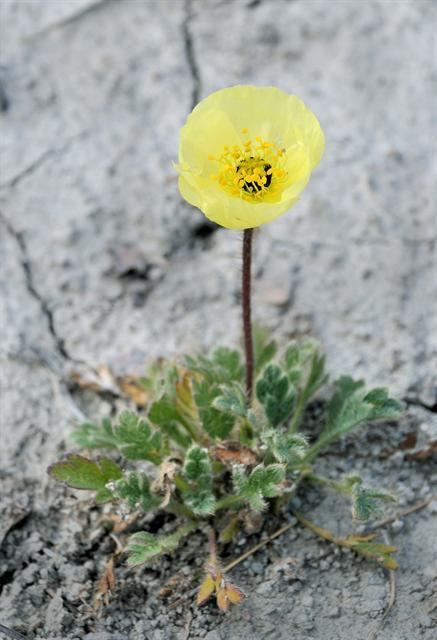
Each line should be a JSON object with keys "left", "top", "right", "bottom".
{"left": 215, "top": 494, "right": 243, "bottom": 512}
{"left": 242, "top": 229, "right": 254, "bottom": 401}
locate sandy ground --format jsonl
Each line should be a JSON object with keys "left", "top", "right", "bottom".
{"left": 0, "top": 1, "right": 436, "bottom": 639}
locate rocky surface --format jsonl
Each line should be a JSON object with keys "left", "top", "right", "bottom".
{"left": 0, "top": 1, "right": 436, "bottom": 639}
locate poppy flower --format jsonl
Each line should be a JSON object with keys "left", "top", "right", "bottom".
{"left": 178, "top": 85, "right": 325, "bottom": 229}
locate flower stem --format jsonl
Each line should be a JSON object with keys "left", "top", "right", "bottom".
{"left": 242, "top": 229, "right": 254, "bottom": 401}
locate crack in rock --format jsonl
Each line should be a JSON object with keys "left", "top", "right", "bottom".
{"left": 0, "top": 213, "right": 73, "bottom": 363}
{"left": 0, "top": 131, "right": 89, "bottom": 190}
{"left": 404, "top": 396, "right": 437, "bottom": 415}
{"left": 183, "top": 0, "right": 201, "bottom": 110}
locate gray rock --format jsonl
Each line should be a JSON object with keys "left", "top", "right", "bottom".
{"left": 0, "top": 1, "right": 436, "bottom": 640}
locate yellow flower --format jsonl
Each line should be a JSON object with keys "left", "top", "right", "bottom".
{"left": 177, "top": 85, "right": 325, "bottom": 230}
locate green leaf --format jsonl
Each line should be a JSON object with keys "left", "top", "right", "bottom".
{"left": 185, "top": 347, "right": 244, "bottom": 385}
{"left": 113, "top": 472, "right": 159, "bottom": 511}
{"left": 148, "top": 397, "right": 192, "bottom": 449}
{"left": 232, "top": 463, "right": 286, "bottom": 512}
{"left": 49, "top": 454, "right": 122, "bottom": 503}
{"left": 194, "top": 380, "right": 235, "bottom": 439}
{"left": 126, "top": 521, "right": 197, "bottom": 566}
{"left": 352, "top": 481, "right": 395, "bottom": 521}
{"left": 72, "top": 418, "right": 119, "bottom": 449}
{"left": 182, "top": 445, "right": 216, "bottom": 516}
{"left": 253, "top": 324, "right": 277, "bottom": 374}
{"left": 261, "top": 430, "right": 308, "bottom": 465}
{"left": 72, "top": 412, "right": 163, "bottom": 464}
{"left": 304, "top": 378, "right": 403, "bottom": 462}
{"left": 115, "top": 411, "right": 162, "bottom": 462}
{"left": 183, "top": 445, "right": 211, "bottom": 482}
{"left": 183, "top": 489, "right": 216, "bottom": 516}
{"left": 212, "top": 347, "right": 244, "bottom": 382}
{"left": 256, "top": 364, "right": 296, "bottom": 427}
{"left": 213, "top": 383, "right": 247, "bottom": 418}
{"left": 287, "top": 343, "right": 328, "bottom": 433}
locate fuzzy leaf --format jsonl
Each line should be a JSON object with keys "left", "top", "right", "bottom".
{"left": 194, "top": 381, "right": 235, "bottom": 439}
{"left": 185, "top": 347, "right": 244, "bottom": 385}
{"left": 183, "top": 445, "right": 211, "bottom": 482}
{"left": 148, "top": 397, "right": 192, "bottom": 448}
{"left": 182, "top": 446, "right": 216, "bottom": 516}
{"left": 49, "top": 454, "right": 122, "bottom": 503}
{"left": 126, "top": 522, "right": 196, "bottom": 566}
{"left": 73, "top": 418, "right": 119, "bottom": 450}
{"left": 262, "top": 430, "right": 308, "bottom": 465}
{"left": 352, "top": 481, "right": 395, "bottom": 521}
{"left": 72, "top": 412, "right": 163, "bottom": 464}
{"left": 115, "top": 411, "right": 162, "bottom": 462}
{"left": 213, "top": 383, "right": 247, "bottom": 418}
{"left": 256, "top": 364, "right": 296, "bottom": 427}
{"left": 327, "top": 378, "right": 402, "bottom": 436}
{"left": 113, "top": 472, "right": 159, "bottom": 511}
{"left": 305, "top": 378, "right": 403, "bottom": 461}
{"left": 184, "top": 490, "right": 216, "bottom": 516}
{"left": 233, "top": 463, "right": 286, "bottom": 512}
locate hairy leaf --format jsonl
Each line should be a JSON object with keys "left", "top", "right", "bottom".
{"left": 113, "top": 472, "right": 159, "bottom": 511}
{"left": 262, "top": 430, "right": 308, "bottom": 465}
{"left": 352, "top": 481, "right": 395, "bottom": 521}
{"left": 213, "top": 383, "right": 247, "bottom": 418}
{"left": 126, "top": 522, "right": 196, "bottom": 566}
{"left": 148, "top": 397, "right": 192, "bottom": 448}
{"left": 256, "top": 364, "right": 296, "bottom": 427}
{"left": 115, "top": 411, "right": 162, "bottom": 462}
{"left": 194, "top": 380, "right": 235, "bottom": 439}
{"left": 183, "top": 445, "right": 211, "bottom": 482}
{"left": 305, "top": 378, "right": 403, "bottom": 461}
{"left": 49, "top": 454, "right": 122, "bottom": 503}
{"left": 72, "top": 412, "right": 163, "bottom": 464}
{"left": 73, "top": 418, "right": 119, "bottom": 450}
{"left": 182, "top": 446, "right": 216, "bottom": 516}
{"left": 183, "top": 490, "right": 216, "bottom": 516}
{"left": 232, "top": 463, "right": 286, "bottom": 512}
{"left": 185, "top": 347, "right": 244, "bottom": 385}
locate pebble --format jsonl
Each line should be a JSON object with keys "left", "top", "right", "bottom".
{"left": 251, "top": 561, "right": 264, "bottom": 574}
{"left": 328, "top": 606, "right": 341, "bottom": 618}
{"left": 390, "top": 518, "right": 404, "bottom": 533}
{"left": 256, "top": 580, "right": 274, "bottom": 595}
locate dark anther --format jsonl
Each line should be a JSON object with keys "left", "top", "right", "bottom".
{"left": 236, "top": 162, "right": 272, "bottom": 193}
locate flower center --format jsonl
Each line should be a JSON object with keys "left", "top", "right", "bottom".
{"left": 209, "top": 129, "right": 287, "bottom": 201}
